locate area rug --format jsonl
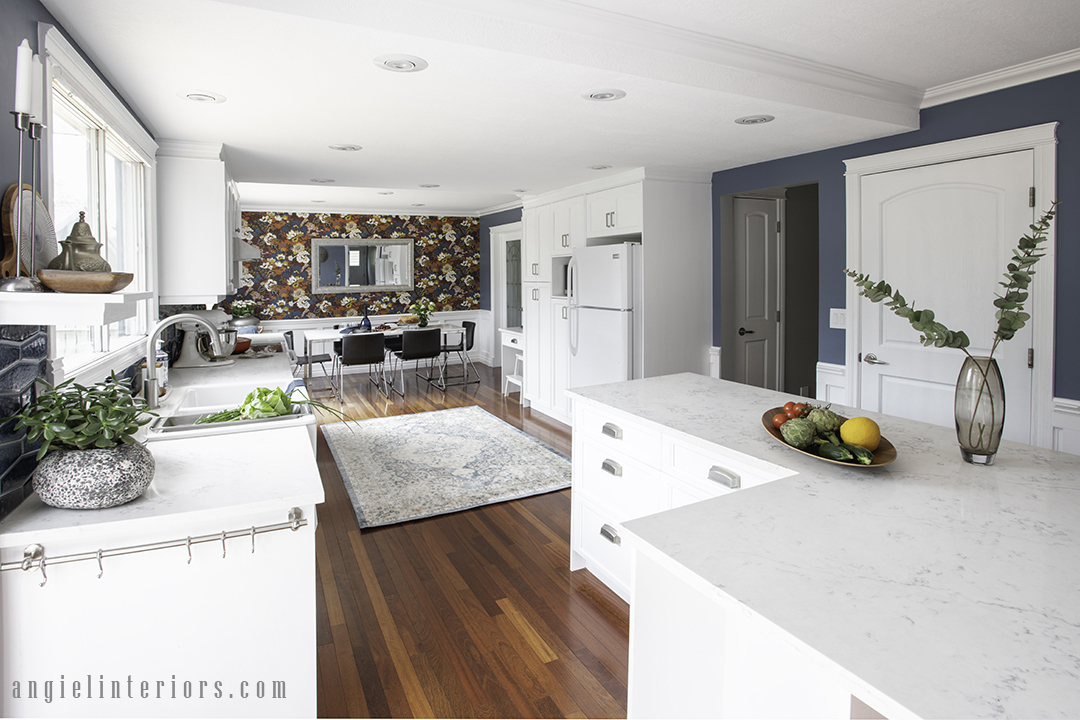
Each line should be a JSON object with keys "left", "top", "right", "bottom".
{"left": 322, "top": 406, "right": 571, "bottom": 528}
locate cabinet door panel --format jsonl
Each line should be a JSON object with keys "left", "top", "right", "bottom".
{"left": 587, "top": 184, "right": 643, "bottom": 238}
{"left": 523, "top": 282, "right": 551, "bottom": 406}
{"left": 552, "top": 298, "right": 570, "bottom": 417}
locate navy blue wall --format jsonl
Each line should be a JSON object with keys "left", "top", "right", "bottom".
{"left": 478, "top": 207, "right": 523, "bottom": 311}
{"left": 713, "top": 69, "right": 1080, "bottom": 400}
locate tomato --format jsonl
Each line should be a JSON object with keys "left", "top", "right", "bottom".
{"left": 791, "top": 402, "right": 808, "bottom": 418}
{"left": 771, "top": 413, "right": 788, "bottom": 429}
{"left": 783, "top": 401, "right": 796, "bottom": 416}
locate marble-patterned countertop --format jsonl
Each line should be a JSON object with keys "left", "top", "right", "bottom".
{"left": 569, "top": 373, "right": 1080, "bottom": 719}
{"left": 0, "top": 350, "right": 323, "bottom": 548}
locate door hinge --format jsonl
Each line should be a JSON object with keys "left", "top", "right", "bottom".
{"left": 858, "top": 352, "right": 862, "bottom": 363}
{"left": 1029, "top": 187, "right": 1036, "bottom": 208}
{"left": 776, "top": 221, "right": 781, "bottom": 234}
{"left": 1028, "top": 347, "right": 1034, "bottom": 369}
{"left": 776, "top": 310, "right": 781, "bottom": 322}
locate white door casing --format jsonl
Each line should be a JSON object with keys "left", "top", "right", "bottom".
{"left": 845, "top": 123, "right": 1058, "bottom": 448}
{"left": 732, "top": 197, "right": 780, "bottom": 390}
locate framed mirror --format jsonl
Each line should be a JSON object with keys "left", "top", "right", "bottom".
{"left": 311, "top": 237, "right": 414, "bottom": 295}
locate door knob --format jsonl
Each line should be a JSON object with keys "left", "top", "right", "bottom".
{"left": 864, "top": 353, "right": 889, "bottom": 365}
{"left": 738, "top": 327, "right": 754, "bottom": 336}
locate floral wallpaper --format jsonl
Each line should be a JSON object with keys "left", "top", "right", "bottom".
{"left": 223, "top": 212, "right": 480, "bottom": 320}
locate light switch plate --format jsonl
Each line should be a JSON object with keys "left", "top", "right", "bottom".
{"left": 830, "top": 308, "right": 846, "bottom": 329}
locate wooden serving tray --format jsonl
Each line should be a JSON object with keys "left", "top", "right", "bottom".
{"left": 761, "top": 407, "right": 897, "bottom": 468}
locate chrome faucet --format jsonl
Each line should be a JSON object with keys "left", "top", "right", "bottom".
{"left": 144, "top": 313, "right": 225, "bottom": 409}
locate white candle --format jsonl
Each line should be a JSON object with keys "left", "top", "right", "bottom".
{"left": 29, "top": 53, "right": 43, "bottom": 122}
{"left": 14, "top": 39, "right": 32, "bottom": 114}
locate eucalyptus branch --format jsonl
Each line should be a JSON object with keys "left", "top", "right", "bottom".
{"left": 844, "top": 202, "right": 1057, "bottom": 358}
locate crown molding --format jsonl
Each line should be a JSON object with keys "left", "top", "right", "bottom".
{"left": 921, "top": 48, "right": 1080, "bottom": 108}
{"left": 239, "top": 204, "right": 477, "bottom": 219}
{"left": 156, "top": 140, "right": 224, "bottom": 160}
{"left": 476, "top": 198, "right": 524, "bottom": 217}
{"left": 522, "top": 167, "right": 711, "bottom": 208}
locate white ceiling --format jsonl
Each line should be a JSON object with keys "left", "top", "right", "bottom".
{"left": 39, "top": 0, "right": 1080, "bottom": 215}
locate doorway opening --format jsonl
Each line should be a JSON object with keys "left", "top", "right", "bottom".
{"left": 490, "top": 221, "right": 523, "bottom": 368}
{"left": 719, "top": 183, "right": 818, "bottom": 397}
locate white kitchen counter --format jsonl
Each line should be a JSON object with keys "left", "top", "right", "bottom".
{"left": 0, "top": 346, "right": 324, "bottom": 718}
{"left": 568, "top": 373, "right": 1080, "bottom": 719}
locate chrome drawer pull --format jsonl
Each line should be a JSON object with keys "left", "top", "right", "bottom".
{"left": 600, "top": 524, "right": 621, "bottom": 546}
{"left": 601, "top": 459, "right": 623, "bottom": 476}
{"left": 510, "top": 337, "right": 518, "bottom": 344}
{"left": 708, "top": 465, "right": 741, "bottom": 489}
{"left": 601, "top": 422, "right": 623, "bottom": 440}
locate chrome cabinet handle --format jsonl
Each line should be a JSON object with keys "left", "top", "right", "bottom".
{"left": 532, "top": 262, "right": 539, "bottom": 275}
{"left": 600, "top": 524, "right": 621, "bottom": 546}
{"left": 601, "top": 459, "right": 623, "bottom": 476}
{"left": 562, "top": 306, "right": 568, "bottom": 319}
{"left": 864, "top": 353, "right": 889, "bottom": 365}
{"left": 510, "top": 337, "right": 518, "bottom": 344}
{"left": 708, "top": 465, "right": 741, "bottom": 489}
{"left": 601, "top": 422, "right": 623, "bottom": 439}
{"left": 532, "top": 288, "right": 539, "bottom": 301}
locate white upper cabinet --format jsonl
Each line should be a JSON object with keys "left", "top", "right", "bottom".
{"left": 587, "top": 183, "right": 643, "bottom": 238}
{"left": 523, "top": 205, "right": 554, "bottom": 281}
{"left": 552, "top": 195, "right": 586, "bottom": 255}
{"left": 157, "top": 141, "right": 238, "bottom": 305}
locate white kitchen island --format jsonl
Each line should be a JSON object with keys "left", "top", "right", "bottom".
{"left": 567, "top": 373, "right": 1080, "bottom": 719}
{"left": 0, "top": 349, "right": 324, "bottom": 718}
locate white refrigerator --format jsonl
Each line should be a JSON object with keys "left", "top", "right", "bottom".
{"left": 567, "top": 242, "right": 643, "bottom": 388}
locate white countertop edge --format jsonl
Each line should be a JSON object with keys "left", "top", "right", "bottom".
{"left": 620, "top": 522, "right": 920, "bottom": 720}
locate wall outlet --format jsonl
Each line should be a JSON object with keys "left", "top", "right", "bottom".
{"left": 829, "top": 308, "right": 846, "bottom": 330}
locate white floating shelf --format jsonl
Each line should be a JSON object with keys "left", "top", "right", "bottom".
{"left": 0, "top": 291, "right": 153, "bottom": 325}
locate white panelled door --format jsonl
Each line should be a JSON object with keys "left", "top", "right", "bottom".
{"left": 732, "top": 197, "right": 780, "bottom": 390}
{"left": 858, "top": 150, "right": 1034, "bottom": 442}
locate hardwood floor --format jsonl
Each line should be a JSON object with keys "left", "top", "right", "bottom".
{"left": 307, "top": 362, "right": 629, "bottom": 719}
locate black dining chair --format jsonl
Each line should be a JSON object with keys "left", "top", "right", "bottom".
{"left": 440, "top": 321, "right": 479, "bottom": 386}
{"left": 390, "top": 328, "right": 443, "bottom": 396}
{"left": 338, "top": 332, "right": 388, "bottom": 397}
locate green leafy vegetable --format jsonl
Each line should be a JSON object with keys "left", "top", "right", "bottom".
{"left": 195, "top": 386, "right": 348, "bottom": 425}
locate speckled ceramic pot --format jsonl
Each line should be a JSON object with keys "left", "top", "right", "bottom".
{"left": 32, "top": 443, "right": 155, "bottom": 510}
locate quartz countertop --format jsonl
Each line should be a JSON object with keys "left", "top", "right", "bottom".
{"left": 0, "top": 349, "right": 323, "bottom": 548}
{"left": 568, "top": 373, "right": 1080, "bottom": 719}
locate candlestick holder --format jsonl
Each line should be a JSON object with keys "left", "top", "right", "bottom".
{"left": 0, "top": 112, "right": 36, "bottom": 292}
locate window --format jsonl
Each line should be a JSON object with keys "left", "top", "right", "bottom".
{"left": 43, "top": 25, "right": 157, "bottom": 382}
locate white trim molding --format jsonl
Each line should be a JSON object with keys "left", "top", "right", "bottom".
{"left": 922, "top": 48, "right": 1080, "bottom": 109}
{"left": 709, "top": 347, "right": 721, "bottom": 379}
{"left": 815, "top": 362, "right": 847, "bottom": 405}
{"left": 1051, "top": 398, "right": 1080, "bottom": 456}
{"left": 844, "top": 122, "right": 1058, "bottom": 448}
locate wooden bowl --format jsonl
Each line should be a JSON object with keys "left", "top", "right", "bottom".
{"left": 233, "top": 337, "right": 252, "bottom": 354}
{"left": 36, "top": 269, "right": 134, "bottom": 294}
{"left": 761, "top": 408, "right": 897, "bottom": 468}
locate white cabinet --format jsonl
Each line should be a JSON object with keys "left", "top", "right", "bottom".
{"left": 551, "top": 195, "right": 586, "bottom": 255}
{"left": 523, "top": 205, "right": 553, "bottom": 281}
{"left": 551, "top": 297, "right": 570, "bottom": 418}
{"left": 570, "top": 397, "right": 789, "bottom": 601}
{"left": 587, "top": 183, "right": 643, "bottom": 238}
{"left": 523, "top": 282, "right": 551, "bottom": 407}
{"left": 157, "top": 141, "right": 240, "bottom": 305}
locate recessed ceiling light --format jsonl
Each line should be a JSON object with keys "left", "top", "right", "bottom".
{"left": 311, "top": 200, "right": 326, "bottom": 203}
{"left": 374, "top": 54, "right": 428, "bottom": 73}
{"left": 513, "top": 189, "right": 528, "bottom": 193}
{"left": 411, "top": 203, "right": 426, "bottom": 207}
{"left": 377, "top": 191, "right": 395, "bottom": 195}
{"left": 734, "top": 115, "right": 775, "bottom": 125}
{"left": 329, "top": 144, "right": 362, "bottom": 151}
{"left": 419, "top": 184, "right": 440, "bottom": 188}
{"left": 583, "top": 89, "right": 626, "bottom": 102}
{"left": 310, "top": 178, "right": 335, "bottom": 184}
{"left": 180, "top": 90, "right": 226, "bottom": 104}
{"left": 590, "top": 165, "right": 612, "bottom": 171}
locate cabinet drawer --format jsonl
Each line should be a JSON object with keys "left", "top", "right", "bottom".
{"left": 662, "top": 433, "right": 794, "bottom": 493}
{"left": 577, "top": 404, "right": 661, "bottom": 467}
{"left": 667, "top": 472, "right": 734, "bottom": 509}
{"left": 575, "top": 500, "right": 632, "bottom": 599}
{"left": 578, "top": 440, "right": 662, "bottom": 520}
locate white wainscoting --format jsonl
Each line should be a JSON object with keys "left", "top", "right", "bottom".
{"left": 816, "top": 362, "right": 848, "bottom": 405}
{"left": 709, "top": 347, "right": 721, "bottom": 379}
{"left": 1052, "top": 398, "right": 1080, "bottom": 456}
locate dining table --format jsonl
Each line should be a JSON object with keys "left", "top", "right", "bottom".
{"left": 301, "top": 323, "right": 465, "bottom": 384}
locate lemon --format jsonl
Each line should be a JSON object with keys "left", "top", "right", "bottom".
{"left": 840, "top": 417, "right": 881, "bottom": 451}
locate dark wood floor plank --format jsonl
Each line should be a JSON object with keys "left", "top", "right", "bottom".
{"left": 312, "top": 363, "right": 627, "bottom": 718}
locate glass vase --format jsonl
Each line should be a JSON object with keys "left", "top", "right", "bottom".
{"left": 419, "top": 317, "right": 429, "bottom": 328}
{"left": 954, "top": 356, "right": 1005, "bottom": 465}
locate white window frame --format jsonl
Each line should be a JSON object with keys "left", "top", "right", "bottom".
{"left": 40, "top": 24, "right": 159, "bottom": 385}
